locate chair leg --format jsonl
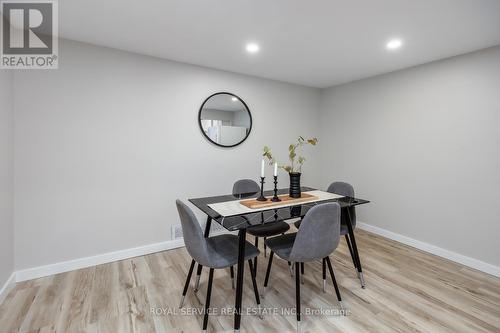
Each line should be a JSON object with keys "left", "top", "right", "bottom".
{"left": 263, "top": 251, "right": 274, "bottom": 297}
{"left": 322, "top": 258, "right": 326, "bottom": 293}
{"left": 230, "top": 266, "right": 235, "bottom": 290}
{"left": 300, "top": 262, "right": 305, "bottom": 284}
{"left": 295, "top": 262, "right": 301, "bottom": 333}
{"left": 325, "top": 256, "right": 344, "bottom": 312}
{"left": 194, "top": 263, "right": 203, "bottom": 292}
{"left": 179, "top": 259, "right": 196, "bottom": 308}
{"left": 248, "top": 260, "right": 263, "bottom": 319}
{"left": 287, "top": 261, "right": 294, "bottom": 277}
{"left": 202, "top": 268, "right": 214, "bottom": 332}
{"left": 263, "top": 237, "right": 267, "bottom": 257}
{"left": 345, "top": 234, "right": 358, "bottom": 271}
{"left": 254, "top": 237, "right": 259, "bottom": 278}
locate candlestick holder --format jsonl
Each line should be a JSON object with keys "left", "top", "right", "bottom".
{"left": 256, "top": 177, "right": 267, "bottom": 201}
{"left": 271, "top": 176, "right": 281, "bottom": 202}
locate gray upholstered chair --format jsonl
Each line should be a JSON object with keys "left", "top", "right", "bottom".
{"left": 176, "top": 200, "right": 262, "bottom": 332}
{"left": 191, "top": 179, "right": 292, "bottom": 294}
{"left": 232, "top": 179, "right": 291, "bottom": 277}
{"left": 294, "top": 181, "right": 359, "bottom": 282}
{"left": 264, "top": 203, "right": 344, "bottom": 333}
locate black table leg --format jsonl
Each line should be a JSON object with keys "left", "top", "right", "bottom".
{"left": 253, "top": 237, "right": 258, "bottom": 278}
{"left": 345, "top": 208, "right": 365, "bottom": 288}
{"left": 203, "top": 216, "right": 212, "bottom": 237}
{"left": 234, "top": 229, "right": 247, "bottom": 332}
{"left": 194, "top": 216, "right": 212, "bottom": 292}
{"left": 345, "top": 234, "right": 358, "bottom": 270}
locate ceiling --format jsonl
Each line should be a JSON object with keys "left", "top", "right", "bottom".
{"left": 60, "top": 0, "right": 500, "bottom": 88}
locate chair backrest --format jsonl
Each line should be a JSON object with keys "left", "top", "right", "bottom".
{"left": 327, "top": 181, "right": 356, "bottom": 229}
{"left": 289, "top": 202, "right": 341, "bottom": 262}
{"left": 232, "top": 179, "right": 260, "bottom": 197}
{"left": 176, "top": 200, "right": 211, "bottom": 266}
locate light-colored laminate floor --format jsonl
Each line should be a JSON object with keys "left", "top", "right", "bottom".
{"left": 1, "top": 229, "right": 500, "bottom": 333}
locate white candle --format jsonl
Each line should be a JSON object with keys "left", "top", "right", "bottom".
{"left": 261, "top": 159, "right": 265, "bottom": 178}
{"left": 274, "top": 162, "right": 278, "bottom": 176}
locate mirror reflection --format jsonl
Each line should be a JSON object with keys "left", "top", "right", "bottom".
{"left": 199, "top": 93, "right": 252, "bottom": 147}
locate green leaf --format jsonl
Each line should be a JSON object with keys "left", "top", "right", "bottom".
{"left": 307, "top": 138, "right": 318, "bottom": 145}
{"left": 262, "top": 146, "right": 276, "bottom": 164}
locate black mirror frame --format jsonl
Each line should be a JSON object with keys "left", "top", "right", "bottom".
{"left": 198, "top": 92, "right": 253, "bottom": 148}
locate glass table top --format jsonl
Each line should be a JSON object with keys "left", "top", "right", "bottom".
{"left": 189, "top": 186, "right": 369, "bottom": 232}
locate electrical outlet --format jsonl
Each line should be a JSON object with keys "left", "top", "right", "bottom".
{"left": 172, "top": 223, "right": 183, "bottom": 239}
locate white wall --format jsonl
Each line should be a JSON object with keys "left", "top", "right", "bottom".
{"left": 13, "top": 40, "right": 321, "bottom": 271}
{"left": 319, "top": 46, "right": 500, "bottom": 267}
{"left": 0, "top": 70, "right": 14, "bottom": 290}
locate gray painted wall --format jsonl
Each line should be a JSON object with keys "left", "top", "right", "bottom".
{"left": 13, "top": 40, "right": 321, "bottom": 270}
{"left": 11, "top": 39, "right": 500, "bottom": 273}
{"left": 319, "top": 46, "right": 500, "bottom": 266}
{"left": 0, "top": 71, "right": 14, "bottom": 288}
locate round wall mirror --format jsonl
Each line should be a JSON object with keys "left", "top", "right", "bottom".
{"left": 198, "top": 92, "right": 252, "bottom": 147}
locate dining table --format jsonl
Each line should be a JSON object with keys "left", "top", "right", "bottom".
{"left": 189, "top": 186, "right": 370, "bottom": 332}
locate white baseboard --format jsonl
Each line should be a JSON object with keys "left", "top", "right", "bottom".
{"left": 13, "top": 220, "right": 499, "bottom": 285}
{"left": 14, "top": 216, "right": 234, "bottom": 283}
{"left": 0, "top": 272, "right": 16, "bottom": 305}
{"left": 357, "top": 222, "right": 500, "bottom": 278}
{"left": 15, "top": 238, "right": 186, "bottom": 282}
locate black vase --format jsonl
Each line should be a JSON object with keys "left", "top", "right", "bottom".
{"left": 289, "top": 172, "right": 302, "bottom": 198}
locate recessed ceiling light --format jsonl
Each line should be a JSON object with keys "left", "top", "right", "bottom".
{"left": 386, "top": 39, "right": 403, "bottom": 50}
{"left": 231, "top": 97, "right": 238, "bottom": 102}
{"left": 246, "top": 43, "right": 260, "bottom": 53}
